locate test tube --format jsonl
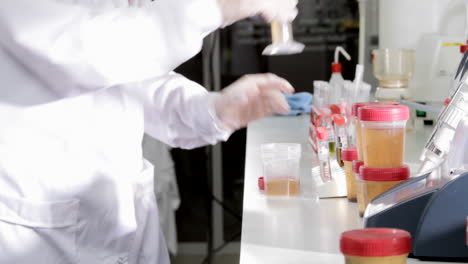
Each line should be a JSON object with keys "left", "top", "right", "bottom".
{"left": 262, "top": 21, "right": 305, "bottom": 56}
{"left": 317, "top": 127, "right": 332, "bottom": 182}
{"left": 333, "top": 114, "right": 348, "bottom": 167}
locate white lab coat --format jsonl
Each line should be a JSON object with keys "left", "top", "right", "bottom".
{"left": 142, "top": 135, "right": 180, "bottom": 255}
{"left": 0, "top": 0, "right": 230, "bottom": 263}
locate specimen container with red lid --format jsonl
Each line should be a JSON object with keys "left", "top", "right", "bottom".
{"left": 340, "top": 228, "right": 411, "bottom": 264}
{"left": 358, "top": 105, "right": 410, "bottom": 168}
{"left": 359, "top": 165, "right": 410, "bottom": 211}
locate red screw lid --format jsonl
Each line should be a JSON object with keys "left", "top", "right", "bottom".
{"left": 358, "top": 105, "right": 410, "bottom": 122}
{"left": 333, "top": 114, "right": 346, "bottom": 127}
{"left": 340, "top": 228, "right": 412, "bottom": 257}
{"left": 352, "top": 160, "right": 364, "bottom": 174}
{"left": 341, "top": 147, "right": 358, "bottom": 162}
{"left": 461, "top": 45, "right": 468, "bottom": 54}
{"left": 330, "top": 104, "right": 342, "bottom": 115}
{"left": 444, "top": 98, "right": 451, "bottom": 106}
{"left": 332, "top": 63, "right": 342, "bottom": 73}
{"left": 316, "top": 127, "right": 329, "bottom": 140}
{"left": 258, "top": 177, "right": 264, "bottom": 190}
{"left": 360, "top": 166, "right": 410, "bottom": 181}
{"left": 352, "top": 102, "right": 399, "bottom": 117}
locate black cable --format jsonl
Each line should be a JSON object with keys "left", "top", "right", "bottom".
{"left": 200, "top": 230, "right": 242, "bottom": 264}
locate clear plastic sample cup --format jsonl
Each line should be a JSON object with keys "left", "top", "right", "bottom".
{"left": 340, "top": 228, "right": 411, "bottom": 264}
{"left": 342, "top": 147, "right": 358, "bottom": 202}
{"left": 359, "top": 166, "right": 410, "bottom": 211}
{"left": 372, "top": 49, "right": 415, "bottom": 89}
{"left": 358, "top": 105, "right": 409, "bottom": 168}
{"left": 261, "top": 143, "right": 301, "bottom": 196}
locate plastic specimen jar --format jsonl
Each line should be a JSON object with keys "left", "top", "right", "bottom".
{"left": 261, "top": 143, "right": 301, "bottom": 196}
{"left": 340, "top": 228, "right": 411, "bottom": 264}
{"left": 359, "top": 105, "right": 409, "bottom": 168}
{"left": 342, "top": 147, "right": 358, "bottom": 202}
{"left": 352, "top": 102, "right": 399, "bottom": 161}
{"left": 353, "top": 160, "right": 365, "bottom": 216}
{"left": 359, "top": 166, "right": 410, "bottom": 210}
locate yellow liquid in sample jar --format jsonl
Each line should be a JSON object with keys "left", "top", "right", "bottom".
{"left": 362, "top": 127, "right": 405, "bottom": 168}
{"left": 356, "top": 179, "right": 365, "bottom": 217}
{"left": 363, "top": 180, "right": 405, "bottom": 209}
{"left": 265, "top": 179, "right": 300, "bottom": 196}
{"left": 355, "top": 120, "right": 364, "bottom": 161}
{"left": 344, "top": 254, "right": 408, "bottom": 264}
{"left": 344, "top": 161, "right": 356, "bottom": 202}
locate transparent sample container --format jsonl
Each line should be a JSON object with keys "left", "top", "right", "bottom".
{"left": 359, "top": 105, "right": 409, "bottom": 168}
{"left": 340, "top": 228, "right": 411, "bottom": 264}
{"left": 342, "top": 147, "right": 358, "bottom": 202}
{"left": 317, "top": 127, "right": 332, "bottom": 183}
{"left": 262, "top": 21, "right": 305, "bottom": 56}
{"left": 333, "top": 114, "right": 348, "bottom": 167}
{"left": 353, "top": 160, "right": 365, "bottom": 216}
{"left": 372, "top": 49, "right": 415, "bottom": 89}
{"left": 352, "top": 102, "right": 400, "bottom": 161}
{"left": 359, "top": 166, "right": 410, "bottom": 210}
{"left": 261, "top": 143, "right": 301, "bottom": 196}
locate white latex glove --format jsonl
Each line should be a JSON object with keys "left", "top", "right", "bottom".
{"left": 218, "top": 0, "right": 299, "bottom": 26}
{"left": 211, "top": 74, "right": 294, "bottom": 130}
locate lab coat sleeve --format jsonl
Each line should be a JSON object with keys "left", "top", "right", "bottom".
{"left": 130, "top": 73, "right": 232, "bottom": 149}
{"left": 0, "top": 0, "right": 222, "bottom": 97}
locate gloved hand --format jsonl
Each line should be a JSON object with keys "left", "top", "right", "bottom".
{"left": 218, "top": 0, "right": 299, "bottom": 26}
{"left": 211, "top": 74, "right": 294, "bottom": 130}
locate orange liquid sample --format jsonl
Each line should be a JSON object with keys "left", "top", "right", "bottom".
{"left": 362, "top": 127, "right": 405, "bottom": 168}
{"left": 265, "top": 179, "right": 300, "bottom": 196}
{"left": 344, "top": 161, "right": 357, "bottom": 202}
{"left": 363, "top": 180, "right": 405, "bottom": 210}
{"left": 345, "top": 254, "right": 408, "bottom": 264}
{"left": 355, "top": 120, "right": 364, "bottom": 161}
{"left": 356, "top": 180, "right": 366, "bottom": 217}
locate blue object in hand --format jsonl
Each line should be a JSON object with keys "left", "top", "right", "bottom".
{"left": 281, "top": 92, "right": 313, "bottom": 116}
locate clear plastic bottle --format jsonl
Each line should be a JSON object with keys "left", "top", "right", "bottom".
{"left": 329, "top": 47, "right": 351, "bottom": 105}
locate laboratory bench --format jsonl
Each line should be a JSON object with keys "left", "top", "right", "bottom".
{"left": 239, "top": 115, "right": 463, "bottom": 264}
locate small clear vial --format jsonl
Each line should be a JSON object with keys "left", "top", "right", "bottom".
{"left": 317, "top": 127, "right": 332, "bottom": 183}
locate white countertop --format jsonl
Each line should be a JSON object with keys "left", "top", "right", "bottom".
{"left": 240, "top": 115, "right": 461, "bottom": 264}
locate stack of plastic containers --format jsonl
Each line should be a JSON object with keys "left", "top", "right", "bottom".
{"left": 357, "top": 105, "right": 411, "bottom": 215}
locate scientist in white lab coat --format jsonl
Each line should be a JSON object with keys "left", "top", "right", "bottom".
{"left": 0, "top": 0, "right": 298, "bottom": 263}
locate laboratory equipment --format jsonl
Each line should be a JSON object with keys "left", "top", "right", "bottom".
{"left": 317, "top": 128, "right": 332, "bottom": 183}
{"left": 333, "top": 114, "right": 348, "bottom": 167}
{"left": 364, "top": 169, "right": 468, "bottom": 260}
{"left": 342, "top": 147, "right": 358, "bottom": 202}
{"left": 262, "top": 21, "right": 305, "bottom": 56}
{"left": 373, "top": 49, "right": 415, "bottom": 102}
{"left": 359, "top": 166, "right": 410, "bottom": 212}
{"left": 261, "top": 143, "right": 301, "bottom": 196}
{"left": 340, "top": 228, "right": 411, "bottom": 264}
{"left": 378, "top": 0, "right": 467, "bottom": 106}
{"left": 363, "top": 40, "right": 468, "bottom": 260}
{"left": 329, "top": 47, "right": 351, "bottom": 105}
{"left": 359, "top": 105, "right": 409, "bottom": 168}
